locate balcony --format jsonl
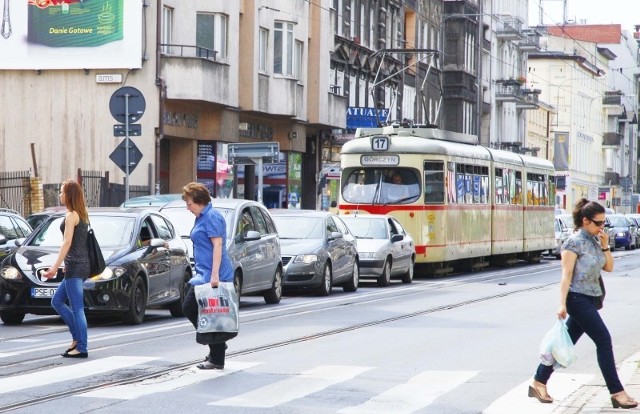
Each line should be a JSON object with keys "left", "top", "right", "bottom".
{"left": 518, "top": 29, "right": 541, "bottom": 51}
{"left": 494, "top": 79, "right": 540, "bottom": 109}
{"left": 496, "top": 16, "right": 524, "bottom": 41}
{"left": 603, "top": 132, "right": 623, "bottom": 147}
{"left": 257, "top": 75, "right": 304, "bottom": 118}
{"left": 160, "top": 44, "right": 233, "bottom": 106}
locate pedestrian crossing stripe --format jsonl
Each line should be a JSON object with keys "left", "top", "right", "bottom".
{"left": 0, "top": 356, "right": 159, "bottom": 395}
{"left": 209, "top": 365, "right": 373, "bottom": 408}
{"left": 78, "top": 361, "right": 261, "bottom": 400}
{"left": 482, "top": 373, "right": 594, "bottom": 414}
{"left": 338, "top": 370, "right": 479, "bottom": 414}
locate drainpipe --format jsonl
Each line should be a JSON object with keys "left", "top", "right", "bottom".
{"left": 155, "top": 0, "right": 164, "bottom": 194}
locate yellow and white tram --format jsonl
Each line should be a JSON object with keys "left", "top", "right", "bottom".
{"left": 338, "top": 126, "right": 555, "bottom": 276}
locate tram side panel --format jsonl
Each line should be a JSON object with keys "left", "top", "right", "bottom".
{"left": 491, "top": 205, "right": 525, "bottom": 255}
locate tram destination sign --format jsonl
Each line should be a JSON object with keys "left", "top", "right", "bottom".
{"left": 360, "top": 154, "right": 399, "bottom": 166}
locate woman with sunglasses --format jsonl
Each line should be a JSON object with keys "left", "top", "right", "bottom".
{"left": 528, "top": 198, "right": 637, "bottom": 409}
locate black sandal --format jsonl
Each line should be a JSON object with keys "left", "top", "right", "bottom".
{"left": 196, "top": 361, "right": 224, "bottom": 370}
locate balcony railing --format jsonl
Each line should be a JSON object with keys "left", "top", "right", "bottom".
{"left": 494, "top": 79, "right": 540, "bottom": 109}
{"left": 518, "top": 29, "right": 541, "bottom": 51}
{"left": 159, "top": 44, "right": 217, "bottom": 61}
{"left": 496, "top": 16, "right": 524, "bottom": 41}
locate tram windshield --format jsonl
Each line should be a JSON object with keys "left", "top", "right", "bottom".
{"left": 341, "top": 168, "right": 420, "bottom": 204}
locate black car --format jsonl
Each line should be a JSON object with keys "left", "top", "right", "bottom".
{"left": 0, "top": 208, "right": 191, "bottom": 325}
{"left": 0, "top": 208, "right": 33, "bottom": 261}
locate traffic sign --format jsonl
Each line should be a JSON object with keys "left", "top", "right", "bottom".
{"left": 109, "top": 140, "right": 143, "bottom": 174}
{"left": 113, "top": 124, "right": 142, "bottom": 137}
{"left": 109, "top": 86, "right": 146, "bottom": 124}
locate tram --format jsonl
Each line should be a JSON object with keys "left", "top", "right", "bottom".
{"left": 338, "top": 126, "right": 555, "bottom": 276}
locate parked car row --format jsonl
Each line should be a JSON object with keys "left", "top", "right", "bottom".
{"left": 0, "top": 198, "right": 417, "bottom": 325}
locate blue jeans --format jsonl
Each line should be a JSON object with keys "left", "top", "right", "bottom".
{"left": 534, "top": 292, "right": 623, "bottom": 394}
{"left": 51, "top": 278, "right": 88, "bottom": 353}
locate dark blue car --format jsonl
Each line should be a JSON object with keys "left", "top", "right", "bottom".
{"left": 607, "top": 214, "right": 636, "bottom": 250}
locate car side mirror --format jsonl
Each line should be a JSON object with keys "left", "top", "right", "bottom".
{"left": 243, "top": 230, "right": 261, "bottom": 242}
{"left": 0, "top": 235, "right": 6, "bottom": 245}
{"left": 328, "top": 231, "right": 343, "bottom": 240}
{"left": 391, "top": 234, "right": 404, "bottom": 243}
{"left": 14, "top": 238, "right": 25, "bottom": 247}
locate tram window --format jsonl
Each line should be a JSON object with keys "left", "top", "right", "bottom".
{"left": 424, "top": 161, "right": 444, "bottom": 204}
{"left": 456, "top": 164, "right": 465, "bottom": 204}
{"left": 512, "top": 171, "right": 522, "bottom": 205}
{"left": 342, "top": 168, "right": 420, "bottom": 205}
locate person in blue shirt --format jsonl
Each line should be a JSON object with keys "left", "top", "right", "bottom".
{"left": 181, "top": 182, "right": 234, "bottom": 370}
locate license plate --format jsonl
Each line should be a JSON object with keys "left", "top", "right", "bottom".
{"left": 31, "top": 287, "right": 57, "bottom": 298}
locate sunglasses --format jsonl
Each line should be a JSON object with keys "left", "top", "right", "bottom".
{"left": 590, "top": 219, "right": 606, "bottom": 227}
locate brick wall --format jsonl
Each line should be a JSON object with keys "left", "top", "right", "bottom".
{"left": 546, "top": 24, "right": 621, "bottom": 43}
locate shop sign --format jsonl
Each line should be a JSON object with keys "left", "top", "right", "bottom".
{"left": 239, "top": 122, "right": 274, "bottom": 141}
{"left": 346, "top": 107, "right": 389, "bottom": 130}
{"left": 163, "top": 112, "right": 199, "bottom": 129}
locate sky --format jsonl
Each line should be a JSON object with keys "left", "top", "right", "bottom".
{"left": 528, "top": 0, "right": 639, "bottom": 34}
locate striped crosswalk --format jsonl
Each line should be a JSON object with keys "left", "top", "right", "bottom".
{"left": 0, "top": 356, "right": 600, "bottom": 413}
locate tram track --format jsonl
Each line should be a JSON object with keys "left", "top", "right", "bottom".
{"left": 0, "top": 271, "right": 559, "bottom": 413}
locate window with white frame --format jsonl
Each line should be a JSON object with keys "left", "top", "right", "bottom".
{"left": 196, "top": 13, "right": 228, "bottom": 60}
{"left": 295, "top": 40, "right": 303, "bottom": 80}
{"left": 349, "top": 0, "right": 356, "bottom": 39}
{"left": 162, "top": 6, "right": 173, "bottom": 54}
{"left": 274, "top": 21, "right": 294, "bottom": 76}
{"left": 259, "top": 28, "right": 268, "bottom": 72}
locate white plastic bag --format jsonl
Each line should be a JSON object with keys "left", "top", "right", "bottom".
{"left": 539, "top": 319, "right": 576, "bottom": 368}
{"left": 195, "top": 282, "right": 239, "bottom": 334}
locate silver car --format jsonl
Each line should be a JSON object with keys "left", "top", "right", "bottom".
{"left": 160, "top": 199, "right": 283, "bottom": 304}
{"left": 552, "top": 215, "right": 573, "bottom": 259}
{"left": 340, "top": 214, "right": 415, "bottom": 286}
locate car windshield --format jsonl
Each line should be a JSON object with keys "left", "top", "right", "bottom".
{"left": 609, "top": 216, "right": 629, "bottom": 227}
{"left": 341, "top": 218, "right": 386, "bottom": 239}
{"left": 28, "top": 215, "right": 136, "bottom": 248}
{"left": 272, "top": 216, "right": 324, "bottom": 239}
{"left": 161, "top": 207, "right": 234, "bottom": 240}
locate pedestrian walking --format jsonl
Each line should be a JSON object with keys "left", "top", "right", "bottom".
{"left": 529, "top": 198, "right": 637, "bottom": 409}
{"left": 42, "top": 179, "right": 90, "bottom": 358}
{"left": 181, "top": 182, "right": 234, "bottom": 369}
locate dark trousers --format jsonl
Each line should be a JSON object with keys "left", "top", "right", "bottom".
{"left": 183, "top": 285, "right": 226, "bottom": 366}
{"left": 534, "top": 292, "right": 623, "bottom": 394}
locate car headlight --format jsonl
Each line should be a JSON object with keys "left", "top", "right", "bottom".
{"left": 359, "top": 252, "right": 376, "bottom": 259}
{"left": 89, "top": 267, "right": 125, "bottom": 281}
{"left": 292, "top": 254, "right": 318, "bottom": 264}
{"left": 0, "top": 266, "right": 21, "bottom": 280}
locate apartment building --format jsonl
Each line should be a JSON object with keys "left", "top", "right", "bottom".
{"left": 0, "top": 0, "right": 347, "bottom": 210}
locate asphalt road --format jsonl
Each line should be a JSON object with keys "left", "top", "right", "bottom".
{"left": 2, "top": 250, "right": 640, "bottom": 413}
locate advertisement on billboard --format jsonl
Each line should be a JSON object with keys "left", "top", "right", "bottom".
{"left": 0, "top": 0, "right": 142, "bottom": 69}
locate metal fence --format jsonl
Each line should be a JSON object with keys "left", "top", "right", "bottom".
{"left": 0, "top": 171, "right": 32, "bottom": 216}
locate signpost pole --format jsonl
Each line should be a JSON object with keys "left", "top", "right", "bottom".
{"left": 257, "top": 157, "right": 263, "bottom": 204}
{"left": 124, "top": 93, "right": 131, "bottom": 201}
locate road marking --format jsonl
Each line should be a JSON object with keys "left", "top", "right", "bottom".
{"left": 0, "top": 356, "right": 158, "bottom": 394}
{"left": 77, "top": 361, "right": 261, "bottom": 400}
{"left": 209, "top": 365, "right": 372, "bottom": 408}
{"left": 483, "top": 373, "right": 593, "bottom": 414}
{"left": 338, "top": 370, "right": 479, "bottom": 414}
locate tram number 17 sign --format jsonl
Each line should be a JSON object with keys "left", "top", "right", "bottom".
{"left": 371, "top": 135, "right": 389, "bottom": 151}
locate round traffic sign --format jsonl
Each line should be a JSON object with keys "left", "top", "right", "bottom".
{"left": 109, "top": 86, "right": 146, "bottom": 124}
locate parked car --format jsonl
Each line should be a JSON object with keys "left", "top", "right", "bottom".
{"left": 340, "top": 214, "right": 415, "bottom": 286}
{"left": 625, "top": 214, "right": 640, "bottom": 249}
{"left": 607, "top": 214, "right": 636, "bottom": 250}
{"left": 551, "top": 215, "right": 573, "bottom": 259}
{"left": 120, "top": 194, "right": 182, "bottom": 208}
{"left": 269, "top": 209, "right": 359, "bottom": 295}
{"left": 0, "top": 208, "right": 33, "bottom": 261}
{"left": 26, "top": 206, "right": 67, "bottom": 230}
{"left": 0, "top": 208, "right": 191, "bottom": 325}
{"left": 159, "top": 198, "right": 283, "bottom": 304}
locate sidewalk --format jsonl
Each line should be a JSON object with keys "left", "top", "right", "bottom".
{"left": 554, "top": 351, "right": 640, "bottom": 413}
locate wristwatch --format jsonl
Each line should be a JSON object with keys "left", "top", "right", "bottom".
{"left": 602, "top": 247, "right": 610, "bottom": 252}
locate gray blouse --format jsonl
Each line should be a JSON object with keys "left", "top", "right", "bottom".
{"left": 562, "top": 229, "right": 605, "bottom": 297}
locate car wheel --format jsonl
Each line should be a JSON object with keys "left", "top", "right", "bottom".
{"left": 263, "top": 266, "right": 282, "bottom": 304}
{"left": 168, "top": 270, "right": 190, "bottom": 317}
{"left": 377, "top": 259, "right": 391, "bottom": 287}
{"left": 343, "top": 260, "right": 359, "bottom": 292}
{"left": 0, "top": 310, "right": 25, "bottom": 325}
{"left": 317, "top": 263, "right": 332, "bottom": 296}
{"left": 122, "top": 275, "right": 147, "bottom": 325}
{"left": 401, "top": 257, "right": 414, "bottom": 284}
{"left": 233, "top": 271, "right": 243, "bottom": 303}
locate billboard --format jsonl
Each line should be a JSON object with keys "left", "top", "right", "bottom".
{"left": 0, "top": 0, "right": 142, "bottom": 69}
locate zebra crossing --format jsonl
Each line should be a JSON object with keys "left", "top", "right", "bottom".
{"left": 1, "top": 356, "right": 599, "bottom": 413}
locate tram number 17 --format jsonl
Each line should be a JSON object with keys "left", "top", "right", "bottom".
{"left": 371, "top": 136, "right": 389, "bottom": 151}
